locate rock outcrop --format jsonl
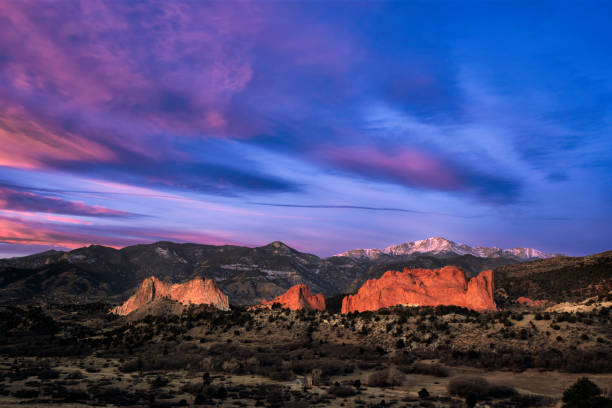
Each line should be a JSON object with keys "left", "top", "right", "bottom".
{"left": 545, "top": 296, "right": 612, "bottom": 314}
{"left": 112, "top": 276, "right": 229, "bottom": 315}
{"left": 515, "top": 297, "right": 549, "bottom": 308}
{"left": 254, "top": 284, "right": 325, "bottom": 311}
{"left": 341, "top": 266, "right": 496, "bottom": 313}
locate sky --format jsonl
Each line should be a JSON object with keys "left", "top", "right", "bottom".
{"left": 0, "top": 1, "right": 611, "bottom": 258}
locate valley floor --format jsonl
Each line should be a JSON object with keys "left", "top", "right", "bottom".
{"left": 1, "top": 356, "right": 611, "bottom": 407}
{"left": 0, "top": 302, "right": 611, "bottom": 407}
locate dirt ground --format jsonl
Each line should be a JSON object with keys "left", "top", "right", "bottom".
{"left": 1, "top": 354, "right": 611, "bottom": 407}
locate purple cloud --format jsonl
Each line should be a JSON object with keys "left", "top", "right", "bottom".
{"left": 0, "top": 185, "right": 132, "bottom": 217}
{"left": 312, "top": 145, "right": 520, "bottom": 202}
{"left": 0, "top": 1, "right": 356, "bottom": 196}
{"left": 0, "top": 213, "right": 244, "bottom": 250}
{"left": 317, "top": 146, "right": 464, "bottom": 190}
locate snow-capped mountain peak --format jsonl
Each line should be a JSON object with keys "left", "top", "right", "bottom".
{"left": 334, "top": 237, "right": 560, "bottom": 261}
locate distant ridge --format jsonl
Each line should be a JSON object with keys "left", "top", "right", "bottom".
{"left": 335, "top": 237, "right": 561, "bottom": 261}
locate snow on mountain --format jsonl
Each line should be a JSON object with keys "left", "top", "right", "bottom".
{"left": 334, "top": 237, "right": 560, "bottom": 261}
{"left": 504, "top": 247, "right": 553, "bottom": 260}
{"left": 337, "top": 248, "right": 387, "bottom": 260}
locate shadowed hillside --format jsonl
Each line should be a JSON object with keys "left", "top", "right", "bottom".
{"left": 494, "top": 251, "right": 612, "bottom": 306}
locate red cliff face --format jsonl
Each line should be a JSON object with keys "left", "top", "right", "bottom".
{"left": 113, "top": 276, "right": 229, "bottom": 315}
{"left": 341, "top": 266, "right": 496, "bottom": 313}
{"left": 256, "top": 284, "right": 325, "bottom": 311}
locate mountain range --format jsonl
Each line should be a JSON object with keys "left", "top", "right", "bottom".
{"left": 336, "top": 237, "right": 560, "bottom": 260}
{"left": 0, "top": 237, "right": 607, "bottom": 308}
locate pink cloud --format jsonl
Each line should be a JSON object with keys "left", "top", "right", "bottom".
{"left": 0, "top": 103, "right": 116, "bottom": 170}
{"left": 317, "top": 146, "right": 466, "bottom": 190}
{"left": 42, "top": 215, "right": 93, "bottom": 225}
{"left": 0, "top": 213, "right": 244, "bottom": 252}
{"left": 0, "top": 0, "right": 283, "bottom": 181}
{"left": 0, "top": 215, "right": 93, "bottom": 248}
{"left": 0, "top": 210, "right": 93, "bottom": 226}
{"left": 0, "top": 185, "right": 129, "bottom": 217}
{"left": 0, "top": 1, "right": 261, "bottom": 136}
{"left": 0, "top": 0, "right": 363, "bottom": 144}
{"left": 1, "top": 4, "right": 130, "bottom": 106}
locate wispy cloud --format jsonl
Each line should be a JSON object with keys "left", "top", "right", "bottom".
{"left": 312, "top": 145, "right": 521, "bottom": 203}
{"left": 0, "top": 185, "right": 134, "bottom": 217}
{"left": 0, "top": 213, "right": 243, "bottom": 250}
{"left": 248, "top": 202, "right": 481, "bottom": 219}
{"left": 0, "top": 103, "right": 117, "bottom": 170}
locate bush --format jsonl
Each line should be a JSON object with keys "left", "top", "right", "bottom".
{"left": 448, "top": 376, "right": 490, "bottom": 399}
{"left": 202, "top": 372, "right": 211, "bottom": 386}
{"left": 120, "top": 355, "right": 189, "bottom": 372}
{"left": 327, "top": 385, "right": 358, "bottom": 398}
{"left": 37, "top": 368, "right": 60, "bottom": 380}
{"left": 151, "top": 375, "right": 168, "bottom": 387}
{"left": 197, "top": 385, "right": 228, "bottom": 401}
{"left": 402, "top": 362, "right": 450, "bottom": 377}
{"left": 487, "top": 383, "right": 518, "bottom": 399}
{"left": 65, "top": 371, "right": 84, "bottom": 379}
{"left": 562, "top": 377, "right": 611, "bottom": 408}
{"left": 269, "top": 369, "right": 294, "bottom": 382}
{"left": 448, "top": 376, "right": 517, "bottom": 401}
{"left": 390, "top": 351, "right": 415, "bottom": 366}
{"left": 60, "top": 389, "right": 90, "bottom": 403}
{"left": 13, "top": 389, "right": 39, "bottom": 398}
{"left": 511, "top": 393, "right": 557, "bottom": 407}
{"left": 181, "top": 382, "right": 202, "bottom": 395}
{"left": 194, "top": 394, "right": 210, "bottom": 405}
{"left": 291, "top": 358, "right": 352, "bottom": 378}
{"left": 366, "top": 368, "right": 405, "bottom": 387}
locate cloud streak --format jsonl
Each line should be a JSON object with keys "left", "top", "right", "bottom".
{"left": 248, "top": 202, "right": 481, "bottom": 219}
{"left": 0, "top": 185, "right": 133, "bottom": 218}
{"left": 313, "top": 145, "right": 520, "bottom": 203}
{"left": 0, "top": 213, "right": 242, "bottom": 250}
{"left": 0, "top": 102, "right": 117, "bottom": 170}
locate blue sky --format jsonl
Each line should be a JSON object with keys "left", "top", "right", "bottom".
{"left": 0, "top": 1, "right": 611, "bottom": 257}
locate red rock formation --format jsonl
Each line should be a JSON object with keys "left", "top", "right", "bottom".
{"left": 113, "top": 276, "right": 229, "bottom": 315}
{"left": 516, "top": 297, "right": 549, "bottom": 308}
{"left": 255, "top": 284, "right": 325, "bottom": 311}
{"left": 341, "top": 266, "right": 496, "bottom": 313}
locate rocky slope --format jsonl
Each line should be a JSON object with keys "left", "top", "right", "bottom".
{"left": 336, "top": 237, "right": 560, "bottom": 261}
{"left": 254, "top": 284, "right": 325, "bottom": 311}
{"left": 341, "top": 266, "right": 496, "bottom": 313}
{"left": 494, "top": 250, "right": 612, "bottom": 306}
{"left": 112, "top": 276, "right": 229, "bottom": 315}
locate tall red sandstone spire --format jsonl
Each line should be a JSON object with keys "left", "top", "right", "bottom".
{"left": 256, "top": 284, "right": 325, "bottom": 311}
{"left": 341, "top": 266, "right": 496, "bottom": 313}
{"left": 113, "top": 276, "right": 229, "bottom": 315}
